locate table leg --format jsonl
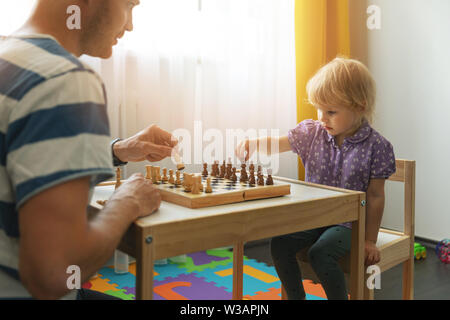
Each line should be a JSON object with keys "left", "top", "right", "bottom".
{"left": 136, "top": 231, "right": 154, "bottom": 300}
{"left": 232, "top": 241, "right": 244, "bottom": 300}
{"left": 281, "top": 285, "right": 288, "bottom": 300}
{"left": 350, "top": 195, "right": 366, "bottom": 300}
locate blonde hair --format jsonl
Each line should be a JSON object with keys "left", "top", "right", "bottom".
{"left": 306, "top": 57, "right": 376, "bottom": 124}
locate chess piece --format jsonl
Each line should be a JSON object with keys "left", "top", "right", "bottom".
{"left": 184, "top": 173, "right": 192, "bottom": 192}
{"left": 226, "top": 161, "right": 232, "bottom": 179}
{"left": 202, "top": 163, "right": 208, "bottom": 177}
{"left": 211, "top": 161, "right": 218, "bottom": 177}
{"left": 231, "top": 167, "right": 237, "bottom": 182}
{"left": 115, "top": 167, "right": 122, "bottom": 189}
{"left": 151, "top": 166, "right": 157, "bottom": 183}
{"left": 172, "top": 148, "right": 185, "bottom": 170}
{"left": 257, "top": 173, "right": 264, "bottom": 186}
{"left": 205, "top": 177, "right": 213, "bottom": 193}
{"left": 182, "top": 172, "right": 187, "bottom": 187}
{"left": 162, "top": 168, "right": 168, "bottom": 182}
{"left": 219, "top": 161, "right": 226, "bottom": 178}
{"left": 97, "top": 200, "right": 107, "bottom": 206}
{"left": 210, "top": 161, "right": 215, "bottom": 177}
{"left": 145, "top": 165, "right": 152, "bottom": 180}
{"left": 240, "top": 164, "right": 248, "bottom": 183}
{"left": 248, "top": 170, "right": 255, "bottom": 185}
{"left": 266, "top": 169, "right": 274, "bottom": 185}
{"left": 215, "top": 161, "right": 220, "bottom": 176}
{"left": 155, "top": 166, "right": 161, "bottom": 183}
{"left": 199, "top": 176, "right": 204, "bottom": 192}
{"left": 249, "top": 162, "right": 255, "bottom": 172}
{"left": 192, "top": 176, "right": 201, "bottom": 194}
{"left": 175, "top": 170, "right": 181, "bottom": 185}
{"left": 168, "top": 169, "right": 174, "bottom": 184}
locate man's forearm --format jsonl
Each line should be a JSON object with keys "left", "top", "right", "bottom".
{"left": 76, "top": 200, "right": 139, "bottom": 283}
{"left": 365, "top": 195, "right": 385, "bottom": 243}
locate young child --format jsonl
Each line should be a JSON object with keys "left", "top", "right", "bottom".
{"left": 235, "top": 57, "right": 396, "bottom": 300}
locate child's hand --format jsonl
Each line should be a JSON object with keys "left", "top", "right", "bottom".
{"left": 364, "top": 240, "right": 380, "bottom": 266}
{"left": 235, "top": 139, "right": 257, "bottom": 162}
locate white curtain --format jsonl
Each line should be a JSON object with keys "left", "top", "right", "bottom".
{"left": 0, "top": 1, "right": 36, "bottom": 35}
{"left": 1, "top": 0, "right": 298, "bottom": 178}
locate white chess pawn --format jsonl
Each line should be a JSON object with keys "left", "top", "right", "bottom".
{"left": 145, "top": 165, "right": 152, "bottom": 180}
{"left": 155, "top": 166, "right": 161, "bottom": 182}
{"left": 205, "top": 177, "right": 213, "bottom": 193}
{"left": 168, "top": 169, "right": 174, "bottom": 184}
{"left": 175, "top": 170, "right": 181, "bottom": 185}
{"left": 162, "top": 168, "right": 168, "bottom": 182}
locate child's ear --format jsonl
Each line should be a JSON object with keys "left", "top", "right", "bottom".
{"left": 355, "top": 104, "right": 366, "bottom": 115}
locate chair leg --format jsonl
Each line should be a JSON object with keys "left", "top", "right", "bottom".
{"left": 402, "top": 258, "right": 414, "bottom": 299}
{"left": 232, "top": 241, "right": 244, "bottom": 300}
{"left": 363, "top": 272, "right": 374, "bottom": 300}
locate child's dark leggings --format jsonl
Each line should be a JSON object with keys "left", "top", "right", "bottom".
{"left": 270, "top": 225, "right": 352, "bottom": 300}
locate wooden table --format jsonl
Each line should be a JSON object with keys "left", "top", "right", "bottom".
{"left": 91, "top": 176, "right": 366, "bottom": 300}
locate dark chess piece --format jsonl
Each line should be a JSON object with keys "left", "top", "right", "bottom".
{"left": 240, "top": 164, "right": 248, "bottom": 183}
{"left": 266, "top": 169, "right": 274, "bottom": 185}
{"left": 202, "top": 163, "right": 208, "bottom": 177}
{"left": 219, "top": 161, "right": 226, "bottom": 178}
{"left": 213, "top": 161, "right": 219, "bottom": 176}
{"left": 257, "top": 173, "right": 264, "bottom": 186}
{"left": 226, "top": 163, "right": 232, "bottom": 180}
{"left": 231, "top": 167, "right": 237, "bottom": 182}
{"left": 248, "top": 171, "right": 255, "bottom": 185}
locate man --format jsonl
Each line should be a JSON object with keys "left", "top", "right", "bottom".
{"left": 0, "top": 0, "right": 175, "bottom": 299}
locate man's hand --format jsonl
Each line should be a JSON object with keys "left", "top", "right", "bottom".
{"left": 18, "top": 173, "right": 162, "bottom": 299}
{"left": 108, "top": 173, "right": 161, "bottom": 218}
{"left": 113, "top": 125, "right": 178, "bottom": 162}
{"left": 365, "top": 240, "right": 380, "bottom": 266}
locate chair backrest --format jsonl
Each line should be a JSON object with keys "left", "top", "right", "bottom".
{"left": 292, "top": 159, "right": 416, "bottom": 299}
{"left": 385, "top": 159, "right": 416, "bottom": 237}
{"left": 296, "top": 159, "right": 416, "bottom": 273}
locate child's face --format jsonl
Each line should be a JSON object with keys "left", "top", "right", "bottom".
{"left": 316, "top": 105, "right": 363, "bottom": 142}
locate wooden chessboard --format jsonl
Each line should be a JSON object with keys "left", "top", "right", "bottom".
{"left": 154, "top": 173, "right": 290, "bottom": 209}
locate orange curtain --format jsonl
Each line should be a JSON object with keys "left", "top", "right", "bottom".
{"left": 295, "top": 0, "right": 350, "bottom": 180}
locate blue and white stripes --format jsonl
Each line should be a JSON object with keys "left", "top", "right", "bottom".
{"left": 0, "top": 34, "right": 114, "bottom": 294}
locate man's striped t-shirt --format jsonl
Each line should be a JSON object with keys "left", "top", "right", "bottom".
{"left": 0, "top": 34, "right": 115, "bottom": 298}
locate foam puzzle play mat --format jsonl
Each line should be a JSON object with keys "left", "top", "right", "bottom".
{"left": 82, "top": 248, "right": 327, "bottom": 300}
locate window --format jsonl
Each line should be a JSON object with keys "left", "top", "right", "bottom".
{"left": 0, "top": 1, "right": 36, "bottom": 35}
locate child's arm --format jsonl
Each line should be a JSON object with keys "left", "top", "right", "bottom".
{"left": 364, "top": 178, "right": 386, "bottom": 266}
{"left": 235, "top": 136, "right": 291, "bottom": 162}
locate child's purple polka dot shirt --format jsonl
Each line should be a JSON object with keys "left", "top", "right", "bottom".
{"left": 288, "top": 119, "right": 396, "bottom": 228}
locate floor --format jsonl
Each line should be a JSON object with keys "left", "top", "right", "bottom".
{"left": 243, "top": 238, "right": 450, "bottom": 300}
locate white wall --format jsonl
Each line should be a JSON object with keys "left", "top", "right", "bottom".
{"left": 350, "top": 0, "right": 450, "bottom": 241}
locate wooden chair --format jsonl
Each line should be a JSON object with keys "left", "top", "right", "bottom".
{"left": 281, "top": 159, "right": 416, "bottom": 300}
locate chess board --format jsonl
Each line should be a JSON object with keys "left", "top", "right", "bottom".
{"left": 154, "top": 173, "right": 290, "bottom": 209}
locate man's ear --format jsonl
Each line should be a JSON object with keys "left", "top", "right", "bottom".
{"left": 77, "top": 0, "right": 95, "bottom": 10}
